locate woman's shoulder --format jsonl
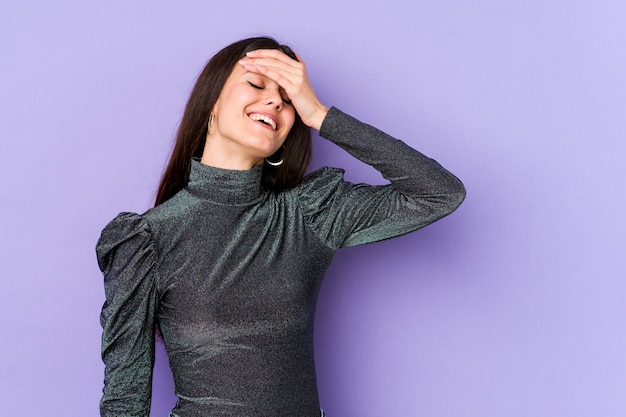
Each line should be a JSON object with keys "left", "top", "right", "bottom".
{"left": 97, "top": 212, "right": 151, "bottom": 247}
{"left": 285, "top": 166, "right": 352, "bottom": 213}
{"left": 95, "top": 192, "right": 194, "bottom": 275}
{"left": 96, "top": 212, "right": 155, "bottom": 273}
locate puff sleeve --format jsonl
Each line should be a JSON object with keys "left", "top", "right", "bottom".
{"left": 299, "top": 107, "right": 466, "bottom": 249}
{"left": 96, "top": 212, "right": 159, "bottom": 417}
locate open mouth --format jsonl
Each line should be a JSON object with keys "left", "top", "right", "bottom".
{"left": 248, "top": 113, "right": 278, "bottom": 131}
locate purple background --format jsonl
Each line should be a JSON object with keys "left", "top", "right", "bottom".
{"left": 1, "top": 1, "right": 625, "bottom": 416}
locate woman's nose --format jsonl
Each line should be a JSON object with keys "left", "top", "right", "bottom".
{"left": 263, "top": 89, "right": 283, "bottom": 110}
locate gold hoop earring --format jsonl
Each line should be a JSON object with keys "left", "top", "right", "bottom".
{"left": 207, "top": 112, "right": 215, "bottom": 133}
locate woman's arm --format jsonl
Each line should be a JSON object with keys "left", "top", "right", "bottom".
{"left": 96, "top": 213, "right": 159, "bottom": 417}
{"left": 298, "top": 107, "right": 465, "bottom": 249}
{"left": 320, "top": 106, "right": 466, "bottom": 206}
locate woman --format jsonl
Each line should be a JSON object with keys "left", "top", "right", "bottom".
{"left": 97, "top": 36, "right": 465, "bottom": 417}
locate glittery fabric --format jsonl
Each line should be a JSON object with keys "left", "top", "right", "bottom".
{"left": 96, "top": 107, "right": 465, "bottom": 417}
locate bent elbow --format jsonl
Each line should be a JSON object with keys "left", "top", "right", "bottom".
{"left": 428, "top": 176, "right": 465, "bottom": 217}
{"left": 444, "top": 178, "right": 466, "bottom": 214}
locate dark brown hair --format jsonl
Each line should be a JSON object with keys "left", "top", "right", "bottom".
{"left": 154, "top": 37, "right": 312, "bottom": 206}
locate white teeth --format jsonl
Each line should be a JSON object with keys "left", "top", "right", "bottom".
{"left": 249, "top": 113, "right": 277, "bottom": 130}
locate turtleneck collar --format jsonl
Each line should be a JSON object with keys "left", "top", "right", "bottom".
{"left": 186, "top": 158, "right": 264, "bottom": 205}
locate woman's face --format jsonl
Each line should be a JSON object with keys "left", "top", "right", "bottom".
{"left": 207, "top": 61, "right": 295, "bottom": 168}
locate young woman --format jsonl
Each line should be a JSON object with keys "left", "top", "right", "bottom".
{"left": 96, "top": 36, "right": 465, "bottom": 417}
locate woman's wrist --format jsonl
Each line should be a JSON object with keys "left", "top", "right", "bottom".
{"left": 308, "top": 105, "right": 329, "bottom": 131}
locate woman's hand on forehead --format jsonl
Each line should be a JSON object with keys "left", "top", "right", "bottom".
{"left": 239, "top": 49, "right": 328, "bottom": 130}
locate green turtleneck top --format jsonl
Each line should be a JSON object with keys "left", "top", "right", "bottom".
{"left": 96, "top": 107, "right": 465, "bottom": 417}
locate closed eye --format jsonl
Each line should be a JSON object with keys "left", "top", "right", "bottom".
{"left": 248, "top": 81, "right": 292, "bottom": 106}
{"left": 279, "top": 88, "right": 292, "bottom": 106}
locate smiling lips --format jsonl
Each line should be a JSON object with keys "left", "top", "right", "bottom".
{"left": 248, "top": 112, "right": 278, "bottom": 131}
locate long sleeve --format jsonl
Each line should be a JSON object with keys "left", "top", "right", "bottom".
{"left": 299, "top": 107, "right": 466, "bottom": 249}
{"left": 96, "top": 212, "right": 159, "bottom": 417}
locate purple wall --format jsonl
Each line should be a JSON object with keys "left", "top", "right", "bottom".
{"left": 2, "top": 1, "right": 625, "bottom": 416}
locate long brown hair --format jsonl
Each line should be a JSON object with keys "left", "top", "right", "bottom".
{"left": 154, "top": 37, "right": 312, "bottom": 206}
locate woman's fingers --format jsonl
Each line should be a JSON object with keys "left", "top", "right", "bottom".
{"left": 246, "top": 49, "right": 301, "bottom": 69}
{"left": 240, "top": 50, "right": 302, "bottom": 85}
